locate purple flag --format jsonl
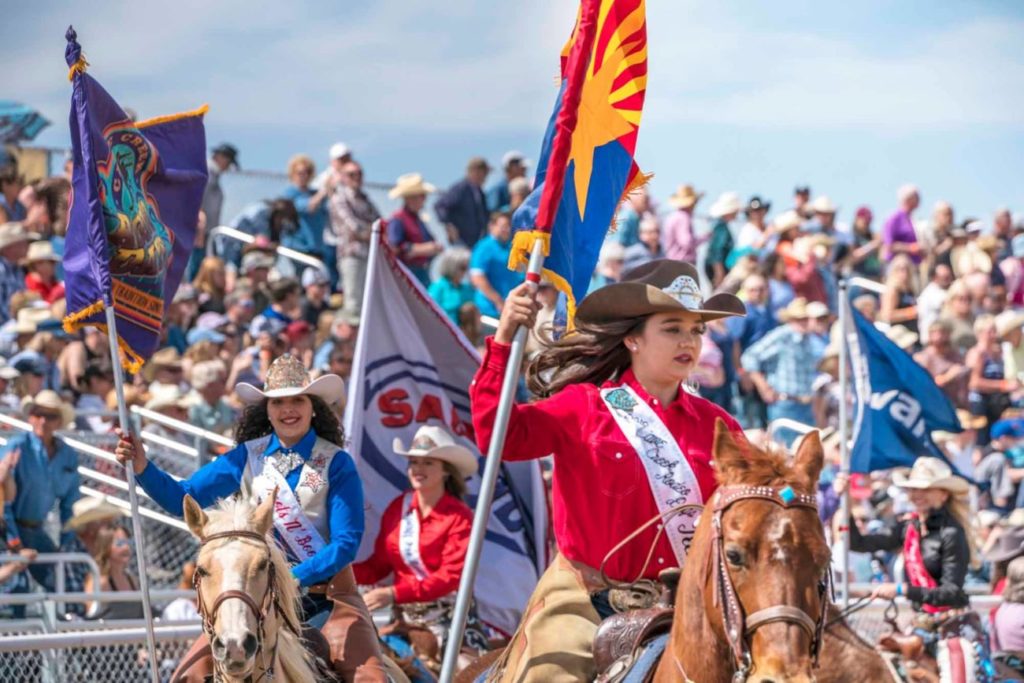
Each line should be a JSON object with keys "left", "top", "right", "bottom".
{"left": 62, "top": 27, "right": 208, "bottom": 373}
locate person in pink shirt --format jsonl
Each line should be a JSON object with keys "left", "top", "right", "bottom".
{"left": 662, "top": 184, "right": 705, "bottom": 262}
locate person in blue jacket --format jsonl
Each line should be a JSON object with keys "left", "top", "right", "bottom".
{"left": 114, "top": 354, "right": 387, "bottom": 682}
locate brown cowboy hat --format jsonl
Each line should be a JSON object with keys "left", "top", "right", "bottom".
{"left": 984, "top": 526, "right": 1024, "bottom": 563}
{"left": 575, "top": 260, "right": 745, "bottom": 325}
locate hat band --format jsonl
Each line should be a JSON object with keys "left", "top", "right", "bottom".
{"left": 661, "top": 276, "right": 704, "bottom": 310}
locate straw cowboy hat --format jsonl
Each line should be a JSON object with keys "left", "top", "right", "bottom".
{"left": 142, "top": 347, "right": 183, "bottom": 382}
{"left": 996, "top": 310, "right": 1024, "bottom": 339}
{"left": 388, "top": 173, "right": 437, "bottom": 200}
{"left": 810, "top": 196, "right": 838, "bottom": 214}
{"left": 63, "top": 495, "right": 127, "bottom": 531}
{"left": 817, "top": 340, "right": 840, "bottom": 374}
{"left": 668, "top": 184, "right": 703, "bottom": 210}
{"left": 708, "top": 191, "right": 743, "bottom": 218}
{"left": 393, "top": 424, "right": 478, "bottom": 479}
{"left": 575, "top": 259, "right": 745, "bottom": 325}
{"left": 791, "top": 234, "right": 836, "bottom": 264}
{"left": 14, "top": 306, "right": 53, "bottom": 335}
{"left": 144, "top": 384, "right": 190, "bottom": 412}
{"left": 777, "top": 297, "right": 810, "bottom": 322}
{"left": 21, "top": 390, "right": 75, "bottom": 428}
{"left": 0, "top": 222, "right": 41, "bottom": 250}
{"left": 891, "top": 457, "right": 969, "bottom": 495}
{"left": 236, "top": 354, "right": 345, "bottom": 405}
{"left": 773, "top": 210, "right": 803, "bottom": 234}
{"left": 885, "top": 325, "right": 919, "bottom": 351}
{"left": 20, "top": 241, "right": 59, "bottom": 267}
{"left": 983, "top": 526, "right": 1024, "bottom": 564}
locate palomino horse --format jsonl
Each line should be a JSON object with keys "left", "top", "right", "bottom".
{"left": 653, "top": 420, "right": 833, "bottom": 683}
{"left": 183, "top": 492, "right": 323, "bottom": 682}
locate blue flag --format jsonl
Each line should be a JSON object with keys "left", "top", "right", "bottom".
{"left": 844, "top": 297, "right": 961, "bottom": 473}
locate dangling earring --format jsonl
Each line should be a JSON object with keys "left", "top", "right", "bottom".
{"left": 683, "top": 378, "right": 700, "bottom": 394}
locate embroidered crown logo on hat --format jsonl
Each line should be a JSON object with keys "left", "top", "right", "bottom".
{"left": 662, "top": 275, "right": 703, "bottom": 310}
{"left": 412, "top": 435, "right": 438, "bottom": 451}
{"left": 264, "top": 354, "right": 310, "bottom": 392}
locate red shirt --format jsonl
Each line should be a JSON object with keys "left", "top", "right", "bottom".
{"left": 470, "top": 337, "right": 743, "bottom": 582}
{"left": 24, "top": 273, "right": 65, "bottom": 304}
{"left": 353, "top": 490, "right": 473, "bottom": 604}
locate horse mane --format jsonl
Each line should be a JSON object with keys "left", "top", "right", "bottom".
{"left": 203, "top": 497, "right": 317, "bottom": 681}
{"left": 713, "top": 426, "right": 820, "bottom": 496}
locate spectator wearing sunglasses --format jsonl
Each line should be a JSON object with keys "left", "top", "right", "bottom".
{"left": 84, "top": 525, "right": 143, "bottom": 619}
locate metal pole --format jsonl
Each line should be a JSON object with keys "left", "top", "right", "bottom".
{"left": 104, "top": 307, "right": 161, "bottom": 683}
{"left": 440, "top": 239, "right": 546, "bottom": 682}
{"left": 838, "top": 280, "right": 851, "bottom": 608}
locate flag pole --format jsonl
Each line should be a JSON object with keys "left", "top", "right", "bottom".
{"left": 440, "top": 239, "right": 546, "bottom": 682}
{"left": 104, "top": 308, "right": 160, "bottom": 683}
{"left": 838, "top": 279, "right": 851, "bottom": 608}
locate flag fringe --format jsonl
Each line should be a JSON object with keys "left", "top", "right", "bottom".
{"left": 135, "top": 104, "right": 210, "bottom": 129}
{"left": 67, "top": 55, "right": 89, "bottom": 81}
{"left": 63, "top": 300, "right": 146, "bottom": 374}
{"left": 508, "top": 230, "right": 551, "bottom": 272}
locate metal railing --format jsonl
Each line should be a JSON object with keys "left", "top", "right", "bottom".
{"left": 0, "top": 553, "right": 101, "bottom": 615}
{"left": 0, "top": 623, "right": 201, "bottom": 652}
{"left": 130, "top": 407, "right": 234, "bottom": 448}
{"left": 79, "top": 486, "right": 189, "bottom": 531}
{"left": 0, "top": 588, "right": 194, "bottom": 608}
{"left": 848, "top": 276, "right": 887, "bottom": 296}
{"left": 207, "top": 225, "right": 327, "bottom": 271}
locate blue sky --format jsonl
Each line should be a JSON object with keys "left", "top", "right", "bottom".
{"left": 6, "top": 0, "right": 1024, "bottom": 225}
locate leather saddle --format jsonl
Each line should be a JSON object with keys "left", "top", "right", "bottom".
{"left": 593, "top": 569, "right": 681, "bottom": 683}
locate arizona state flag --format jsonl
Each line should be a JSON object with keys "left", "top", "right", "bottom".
{"left": 62, "top": 27, "right": 208, "bottom": 372}
{"left": 509, "top": 0, "right": 648, "bottom": 324}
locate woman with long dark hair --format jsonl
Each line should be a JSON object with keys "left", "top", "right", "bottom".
{"left": 470, "top": 259, "right": 746, "bottom": 682}
{"left": 114, "top": 354, "right": 388, "bottom": 682}
{"left": 355, "top": 425, "right": 489, "bottom": 678}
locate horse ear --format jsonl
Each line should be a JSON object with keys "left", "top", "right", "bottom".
{"left": 791, "top": 430, "right": 824, "bottom": 492}
{"left": 252, "top": 487, "right": 277, "bottom": 537}
{"left": 711, "top": 418, "right": 751, "bottom": 484}
{"left": 183, "top": 495, "right": 208, "bottom": 539}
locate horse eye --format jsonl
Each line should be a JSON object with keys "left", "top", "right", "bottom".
{"left": 256, "top": 557, "right": 269, "bottom": 571}
{"left": 195, "top": 565, "right": 209, "bottom": 578}
{"left": 725, "top": 547, "right": 744, "bottom": 567}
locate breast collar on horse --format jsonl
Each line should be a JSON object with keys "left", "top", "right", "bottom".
{"left": 194, "top": 530, "right": 302, "bottom": 683}
{"left": 675, "top": 484, "right": 832, "bottom": 683}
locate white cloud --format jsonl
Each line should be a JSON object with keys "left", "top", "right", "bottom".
{"left": 6, "top": 0, "right": 1023, "bottom": 141}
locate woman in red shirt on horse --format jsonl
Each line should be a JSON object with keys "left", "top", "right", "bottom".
{"left": 354, "top": 425, "right": 490, "bottom": 676}
{"left": 471, "top": 259, "right": 746, "bottom": 682}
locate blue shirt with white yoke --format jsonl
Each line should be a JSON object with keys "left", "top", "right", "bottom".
{"left": 136, "top": 429, "right": 364, "bottom": 586}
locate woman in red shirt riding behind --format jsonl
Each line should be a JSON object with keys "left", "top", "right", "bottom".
{"left": 471, "top": 259, "right": 746, "bottom": 682}
{"left": 354, "top": 424, "right": 489, "bottom": 674}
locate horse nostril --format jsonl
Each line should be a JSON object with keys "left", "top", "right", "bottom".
{"left": 242, "top": 633, "right": 258, "bottom": 658}
{"left": 210, "top": 636, "right": 226, "bottom": 660}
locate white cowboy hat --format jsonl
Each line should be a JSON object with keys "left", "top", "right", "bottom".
{"left": 63, "top": 495, "right": 128, "bottom": 531}
{"left": 14, "top": 305, "right": 53, "bottom": 335}
{"left": 773, "top": 210, "right": 803, "bottom": 233}
{"left": 708, "top": 191, "right": 743, "bottom": 218}
{"left": 0, "top": 222, "right": 41, "bottom": 251}
{"left": 20, "top": 241, "right": 59, "bottom": 266}
{"left": 393, "top": 425, "right": 478, "bottom": 479}
{"left": 777, "top": 297, "right": 810, "bottom": 322}
{"left": 668, "top": 184, "right": 704, "bottom": 210}
{"left": 144, "top": 384, "right": 190, "bottom": 411}
{"left": 891, "top": 457, "right": 969, "bottom": 495}
{"left": 388, "top": 173, "right": 437, "bottom": 200}
{"left": 21, "top": 389, "right": 75, "bottom": 428}
{"left": 996, "top": 310, "right": 1024, "bottom": 339}
{"left": 810, "top": 196, "right": 838, "bottom": 214}
{"left": 236, "top": 354, "right": 345, "bottom": 405}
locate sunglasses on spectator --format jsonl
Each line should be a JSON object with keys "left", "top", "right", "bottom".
{"left": 113, "top": 538, "right": 131, "bottom": 548}
{"left": 30, "top": 411, "right": 62, "bottom": 422}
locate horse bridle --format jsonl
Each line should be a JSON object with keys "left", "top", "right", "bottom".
{"left": 194, "top": 530, "right": 300, "bottom": 683}
{"left": 706, "top": 485, "right": 832, "bottom": 682}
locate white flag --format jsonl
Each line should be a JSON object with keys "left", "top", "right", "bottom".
{"left": 344, "top": 230, "right": 548, "bottom": 634}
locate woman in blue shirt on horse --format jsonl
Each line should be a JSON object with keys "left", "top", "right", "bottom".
{"left": 115, "top": 354, "right": 388, "bottom": 682}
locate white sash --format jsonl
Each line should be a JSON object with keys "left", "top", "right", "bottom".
{"left": 600, "top": 384, "right": 703, "bottom": 567}
{"left": 248, "top": 447, "right": 327, "bottom": 561}
{"left": 398, "top": 492, "right": 430, "bottom": 581}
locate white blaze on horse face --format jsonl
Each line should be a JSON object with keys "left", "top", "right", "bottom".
{"left": 766, "top": 516, "right": 795, "bottom": 563}
{"left": 211, "top": 544, "right": 260, "bottom": 666}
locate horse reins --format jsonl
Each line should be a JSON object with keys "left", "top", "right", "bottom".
{"left": 704, "top": 485, "right": 831, "bottom": 682}
{"left": 194, "top": 530, "right": 300, "bottom": 683}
